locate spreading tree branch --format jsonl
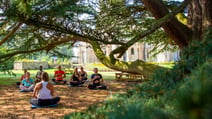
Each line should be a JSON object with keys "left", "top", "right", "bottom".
{"left": 0, "top": 35, "right": 88, "bottom": 60}
{"left": 110, "top": 0, "right": 191, "bottom": 59}
{"left": 20, "top": 17, "right": 125, "bottom": 45}
{"left": 0, "top": 22, "right": 23, "bottom": 46}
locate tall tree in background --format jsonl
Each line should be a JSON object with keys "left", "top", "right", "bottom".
{"left": 142, "top": 0, "right": 212, "bottom": 47}
{"left": 0, "top": 0, "right": 211, "bottom": 77}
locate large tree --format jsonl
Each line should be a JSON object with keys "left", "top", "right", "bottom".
{"left": 0, "top": 0, "right": 211, "bottom": 77}
{"left": 142, "top": 0, "right": 212, "bottom": 46}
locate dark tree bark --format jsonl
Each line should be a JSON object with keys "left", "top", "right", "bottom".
{"left": 188, "top": 0, "right": 203, "bottom": 40}
{"left": 200, "top": 0, "right": 212, "bottom": 32}
{"left": 142, "top": 0, "right": 193, "bottom": 49}
{"left": 188, "top": 0, "right": 212, "bottom": 39}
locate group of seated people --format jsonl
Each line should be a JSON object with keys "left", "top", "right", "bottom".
{"left": 50, "top": 65, "right": 106, "bottom": 89}
{"left": 69, "top": 67, "right": 106, "bottom": 89}
{"left": 16, "top": 66, "right": 44, "bottom": 91}
{"left": 16, "top": 65, "right": 107, "bottom": 107}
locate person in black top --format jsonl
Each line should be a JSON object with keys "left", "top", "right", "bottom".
{"left": 35, "top": 66, "right": 44, "bottom": 84}
{"left": 79, "top": 67, "right": 88, "bottom": 82}
{"left": 88, "top": 67, "right": 107, "bottom": 89}
{"left": 69, "top": 68, "right": 84, "bottom": 86}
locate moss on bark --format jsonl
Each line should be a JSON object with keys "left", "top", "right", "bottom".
{"left": 91, "top": 41, "right": 164, "bottom": 79}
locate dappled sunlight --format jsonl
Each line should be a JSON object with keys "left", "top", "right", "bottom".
{"left": 0, "top": 81, "right": 139, "bottom": 118}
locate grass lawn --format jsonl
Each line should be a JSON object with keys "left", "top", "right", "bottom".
{"left": 0, "top": 62, "right": 175, "bottom": 85}
{"left": 0, "top": 69, "right": 116, "bottom": 85}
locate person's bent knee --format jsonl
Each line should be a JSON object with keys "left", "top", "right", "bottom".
{"left": 30, "top": 98, "right": 38, "bottom": 105}
{"left": 53, "top": 97, "right": 60, "bottom": 104}
{"left": 56, "top": 97, "right": 60, "bottom": 102}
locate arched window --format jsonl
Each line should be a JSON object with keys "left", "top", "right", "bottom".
{"left": 131, "top": 48, "right": 134, "bottom": 55}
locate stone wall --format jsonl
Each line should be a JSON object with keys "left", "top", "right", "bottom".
{"left": 48, "top": 64, "right": 72, "bottom": 69}
{"left": 14, "top": 61, "right": 48, "bottom": 70}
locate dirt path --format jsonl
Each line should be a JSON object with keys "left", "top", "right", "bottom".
{"left": 0, "top": 81, "right": 135, "bottom": 119}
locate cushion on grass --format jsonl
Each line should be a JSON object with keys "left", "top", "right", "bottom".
{"left": 19, "top": 90, "right": 33, "bottom": 92}
{"left": 31, "top": 104, "right": 57, "bottom": 109}
{"left": 68, "top": 85, "right": 84, "bottom": 87}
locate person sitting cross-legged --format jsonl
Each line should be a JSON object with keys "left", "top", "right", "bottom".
{"left": 30, "top": 72, "right": 60, "bottom": 106}
{"left": 69, "top": 68, "right": 84, "bottom": 87}
{"left": 79, "top": 67, "right": 88, "bottom": 82}
{"left": 16, "top": 69, "right": 28, "bottom": 86}
{"left": 88, "top": 67, "right": 107, "bottom": 89}
{"left": 52, "top": 65, "right": 67, "bottom": 84}
{"left": 35, "top": 65, "right": 44, "bottom": 84}
{"left": 19, "top": 72, "right": 34, "bottom": 92}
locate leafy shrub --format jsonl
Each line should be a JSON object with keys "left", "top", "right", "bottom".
{"left": 175, "top": 61, "right": 212, "bottom": 119}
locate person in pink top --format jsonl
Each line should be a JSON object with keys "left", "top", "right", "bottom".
{"left": 16, "top": 69, "right": 27, "bottom": 86}
{"left": 52, "top": 65, "right": 66, "bottom": 84}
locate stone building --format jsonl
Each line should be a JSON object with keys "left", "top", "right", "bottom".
{"left": 71, "top": 42, "right": 180, "bottom": 64}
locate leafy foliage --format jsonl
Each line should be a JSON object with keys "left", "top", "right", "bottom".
{"left": 0, "top": 0, "right": 191, "bottom": 75}
{"left": 0, "top": 47, "right": 16, "bottom": 76}
{"left": 0, "top": 0, "right": 183, "bottom": 62}
{"left": 0, "top": 0, "right": 93, "bottom": 62}
{"left": 96, "top": 1, "right": 178, "bottom": 55}
{"left": 176, "top": 62, "right": 212, "bottom": 119}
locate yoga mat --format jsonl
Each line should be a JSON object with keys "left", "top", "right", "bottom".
{"left": 31, "top": 104, "right": 57, "bottom": 109}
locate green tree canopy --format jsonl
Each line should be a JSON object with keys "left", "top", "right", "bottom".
{"left": 0, "top": 0, "right": 211, "bottom": 76}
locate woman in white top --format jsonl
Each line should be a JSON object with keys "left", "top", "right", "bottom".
{"left": 30, "top": 72, "right": 60, "bottom": 106}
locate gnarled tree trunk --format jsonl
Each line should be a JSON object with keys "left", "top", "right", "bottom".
{"left": 142, "top": 0, "right": 193, "bottom": 48}
{"left": 91, "top": 41, "right": 163, "bottom": 78}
